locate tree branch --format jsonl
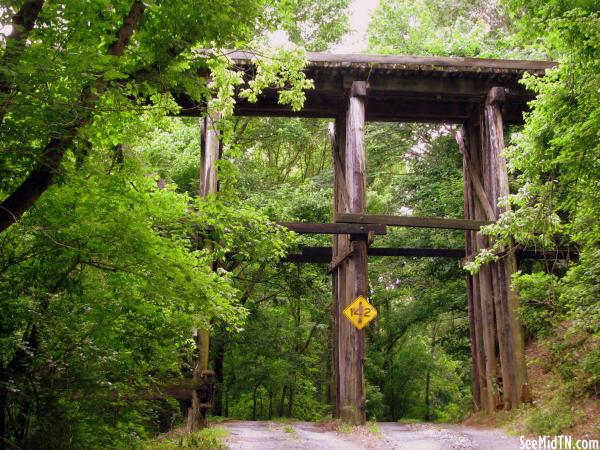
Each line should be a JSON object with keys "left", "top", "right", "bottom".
{"left": 1, "top": 0, "right": 45, "bottom": 68}
{"left": 0, "top": 0, "right": 45, "bottom": 122}
{"left": 0, "top": 0, "right": 146, "bottom": 234}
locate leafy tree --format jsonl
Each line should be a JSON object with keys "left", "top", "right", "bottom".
{"left": 0, "top": 0, "right": 344, "bottom": 233}
{"left": 368, "top": 0, "right": 516, "bottom": 57}
{"left": 0, "top": 1, "right": 349, "bottom": 447}
{"left": 474, "top": 0, "right": 600, "bottom": 406}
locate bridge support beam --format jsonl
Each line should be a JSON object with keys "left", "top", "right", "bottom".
{"left": 187, "top": 108, "right": 221, "bottom": 431}
{"left": 331, "top": 81, "right": 368, "bottom": 425}
{"left": 459, "top": 87, "right": 529, "bottom": 413}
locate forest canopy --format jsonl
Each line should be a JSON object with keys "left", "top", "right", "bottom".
{"left": 1, "top": 0, "right": 599, "bottom": 448}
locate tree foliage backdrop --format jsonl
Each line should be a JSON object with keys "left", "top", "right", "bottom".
{"left": 1, "top": 0, "right": 599, "bottom": 447}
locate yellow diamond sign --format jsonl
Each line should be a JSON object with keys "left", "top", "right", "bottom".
{"left": 343, "top": 296, "right": 378, "bottom": 330}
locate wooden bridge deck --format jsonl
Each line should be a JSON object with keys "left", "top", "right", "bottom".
{"left": 178, "top": 50, "right": 555, "bottom": 123}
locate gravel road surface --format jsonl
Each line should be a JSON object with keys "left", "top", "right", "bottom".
{"left": 223, "top": 421, "right": 523, "bottom": 450}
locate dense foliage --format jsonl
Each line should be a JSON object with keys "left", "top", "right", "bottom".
{"left": 1, "top": 0, "right": 599, "bottom": 447}
{"left": 490, "top": 1, "right": 600, "bottom": 430}
{"left": 0, "top": 0, "right": 348, "bottom": 448}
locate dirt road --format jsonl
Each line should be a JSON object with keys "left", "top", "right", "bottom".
{"left": 223, "top": 421, "right": 523, "bottom": 450}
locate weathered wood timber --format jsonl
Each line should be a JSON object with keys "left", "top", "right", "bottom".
{"left": 335, "top": 213, "right": 492, "bottom": 230}
{"left": 188, "top": 107, "right": 221, "bottom": 431}
{"left": 307, "top": 246, "right": 466, "bottom": 259}
{"left": 279, "top": 222, "right": 386, "bottom": 235}
{"left": 330, "top": 118, "right": 344, "bottom": 418}
{"left": 462, "top": 115, "right": 495, "bottom": 412}
{"left": 283, "top": 247, "right": 577, "bottom": 264}
{"left": 225, "top": 50, "right": 554, "bottom": 71}
{"left": 456, "top": 128, "right": 495, "bottom": 221}
{"left": 199, "top": 110, "right": 221, "bottom": 196}
{"left": 328, "top": 241, "right": 356, "bottom": 273}
{"left": 178, "top": 50, "right": 554, "bottom": 123}
{"left": 455, "top": 88, "right": 531, "bottom": 413}
{"left": 460, "top": 249, "right": 578, "bottom": 267}
{"left": 461, "top": 141, "right": 481, "bottom": 411}
{"left": 331, "top": 81, "right": 369, "bottom": 425}
{"left": 484, "top": 87, "right": 528, "bottom": 409}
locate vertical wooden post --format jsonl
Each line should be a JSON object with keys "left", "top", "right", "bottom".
{"left": 457, "top": 127, "right": 481, "bottom": 412}
{"left": 460, "top": 119, "right": 497, "bottom": 412}
{"left": 330, "top": 120, "right": 344, "bottom": 418}
{"left": 187, "top": 108, "right": 221, "bottom": 432}
{"left": 200, "top": 110, "right": 221, "bottom": 197}
{"left": 332, "top": 81, "right": 367, "bottom": 425}
{"left": 483, "top": 87, "right": 528, "bottom": 409}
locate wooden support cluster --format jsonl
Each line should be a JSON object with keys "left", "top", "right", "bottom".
{"left": 180, "top": 51, "right": 555, "bottom": 425}
{"left": 457, "top": 87, "right": 529, "bottom": 413}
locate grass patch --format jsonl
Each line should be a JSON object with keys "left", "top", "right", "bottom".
{"left": 207, "top": 415, "right": 230, "bottom": 423}
{"left": 524, "top": 400, "right": 577, "bottom": 435}
{"left": 271, "top": 417, "right": 294, "bottom": 423}
{"left": 282, "top": 425, "right": 298, "bottom": 437}
{"left": 142, "top": 426, "right": 229, "bottom": 450}
{"left": 368, "top": 421, "right": 381, "bottom": 438}
{"left": 397, "top": 418, "right": 421, "bottom": 425}
{"left": 338, "top": 423, "right": 353, "bottom": 433}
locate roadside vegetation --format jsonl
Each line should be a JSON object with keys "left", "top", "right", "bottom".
{"left": 0, "top": 0, "right": 598, "bottom": 447}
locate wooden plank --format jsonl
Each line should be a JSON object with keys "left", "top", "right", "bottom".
{"left": 330, "top": 116, "right": 345, "bottom": 418}
{"left": 328, "top": 242, "right": 355, "bottom": 273}
{"left": 285, "top": 247, "right": 577, "bottom": 264}
{"left": 335, "top": 213, "right": 492, "bottom": 230}
{"left": 199, "top": 110, "right": 221, "bottom": 197}
{"left": 460, "top": 248, "right": 578, "bottom": 266}
{"left": 177, "top": 92, "right": 531, "bottom": 124}
{"left": 312, "top": 246, "right": 466, "bottom": 258}
{"left": 279, "top": 222, "right": 386, "bottom": 235}
{"left": 462, "top": 141, "right": 481, "bottom": 412}
{"left": 224, "top": 50, "right": 555, "bottom": 72}
{"left": 190, "top": 103, "right": 221, "bottom": 431}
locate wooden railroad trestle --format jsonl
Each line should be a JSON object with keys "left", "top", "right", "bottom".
{"left": 183, "top": 52, "right": 561, "bottom": 426}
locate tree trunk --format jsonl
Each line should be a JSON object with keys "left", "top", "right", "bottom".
{"left": 252, "top": 384, "right": 259, "bottom": 421}
{"left": 278, "top": 385, "right": 287, "bottom": 417}
{"left": 286, "top": 386, "right": 293, "bottom": 418}
{"left": 212, "top": 331, "right": 225, "bottom": 416}
{"left": 268, "top": 390, "right": 273, "bottom": 419}
{"left": 424, "top": 371, "right": 431, "bottom": 421}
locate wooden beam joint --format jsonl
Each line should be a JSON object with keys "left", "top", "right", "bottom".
{"left": 486, "top": 86, "right": 508, "bottom": 106}
{"left": 328, "top": 241, "right": 356, "bottom": 273}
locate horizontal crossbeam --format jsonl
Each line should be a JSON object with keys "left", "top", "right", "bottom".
{"left": 283, "top": 246, "right": 579, "bottom": 264}
{"left": 335, "top": 213, "right": 492, "bottom": 231}
{"left": 460, "top": 249, "right": 579, "bottom": 267}
{"left": 285, "top": 246, "right": 466, "bottom": 263}
{"left": 278, "top": 222, "right": 386, "bottom": 235}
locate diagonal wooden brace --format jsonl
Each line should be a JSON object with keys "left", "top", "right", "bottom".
{"left": 328, "top": 241, "right": 356, "bottom": 274}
